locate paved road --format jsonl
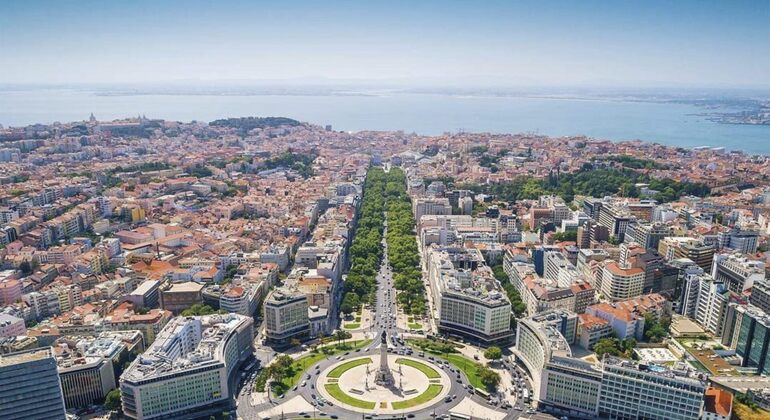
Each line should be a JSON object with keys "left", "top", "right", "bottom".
{"left": 235, "top": 213, "right": 542, "bottom": 419}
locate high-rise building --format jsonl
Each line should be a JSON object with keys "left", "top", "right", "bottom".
{"left": 721, "top": 304, "right": 770, "bottom": 375}
{"left": 693, "top": 275, "right": 733, "bottom": 335}
{"left": 659, "top": 237, "right": 715, "bottom": 272}
{"left": 0, "top": 347, "right": 67, "bottom": 420}
{"left": 426, "top": 246, "right": 513, "bottom": 344}
{"left": 514, "top": 311, "right": 575, "bottom": 401}
{"left": 711, "top": 253, "right": 765, "bottom": 294}
{"left": 600, "top": 261, "right": 645, "bottom": 301}
{"left": 719, "top": 226, "right": 760, "bottom": 254}
{"left": 264, "top": 288, "right": 310, "bottom": 346}
{"left": 624, "top": 222, "right": 672, "bottom": 252}
{"left": 120, "top": 314, "right": 253, "bottom": 419}
{"left": 749, "top": 279, "right": 770, "bottom": 314}
{"left": 597, "top": 356, "right": 707, "bottom": 420}
{"left": 597, "top": 204, "right": 633, "bottom": 242}
{"left": 412, "top": 197, "right": 452, "bottom": 224}
{"left": 55, "top": 334, "right": 125, "bottom": 409}
{"left": 576, "top": 221, "right": 609, "bottom": 249}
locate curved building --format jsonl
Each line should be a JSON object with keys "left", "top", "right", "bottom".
{"left": 119, "top": 314, "right": 253, "bottom": 420}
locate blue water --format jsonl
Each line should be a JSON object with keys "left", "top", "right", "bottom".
{"left": 1, "top": 89, "right": 769, "bottom": 154}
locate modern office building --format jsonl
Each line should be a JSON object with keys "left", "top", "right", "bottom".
{"left": 658, "top": 237, "right": 715, "bottom": 272}
{"left": 597, "top": 204, "right": 633, "bottom": 242}
{"left": 721, "top": 304, "right": 770, "bottom": 375}
{"left": 55, "top": 335, "right": 123, "bottom": 409}
{"left": 711, "top": 253, "right": 765, "bottom": 294}
{"left": 514, "top": 310, "right": 577, "bottom": 401}
{"left": 412, "top": 197, "right": 452, "bottom": 224}
{"left": 749, "top": 278, "right": 770, "bottom": 314}
{"left": 597, "top": 356, "right": 707, "bottom": 420}
{"left": 264, "top": 288, "right": 310, "bottom": 346}
{"left": 624, "top": 222, "right": 672, "bottom": 252}
{"left": 119, "top": 314, "right": 253, "bottom": 419}
{"left": 0, "top": 347, "right": 67, "bottom": 420}
{"left": 576, "top": 221, "right": 609, "bottom": 249}
{"left": 518, "top": 311, "right": 708, "bottom": 420}
{"left": 693, "top": 275, "right": 733, "bottom": 336}
{"left": 539, "top": 356, "right": 603, "bottom": 419}
{"left": 126, "top": 279, "right": 160, "bottom": 309}
{"left": 720, "top": 226, "right": 760, "bottom": 254}
{"left": 426, "top": 245, "right": 513, "bottom": 344}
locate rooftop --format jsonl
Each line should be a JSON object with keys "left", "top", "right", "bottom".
{"left": 0, "top": 346, "right": 53, "bottom": 367}
{"left": 603, "top": 355, "right": 708, "bottom": 386}
{"left": 122, "top": 313, "right": 249, "bottom": 383}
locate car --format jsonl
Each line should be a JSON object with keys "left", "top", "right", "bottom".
{"left": 335, "top": 356, "right": 342, "bottom": 360}
{"left": 355, "top": 348, "right": 361, "bottom": 352}
{"left": 311, "top": 394, "right": 317, "bottom": 399}
{"left": 299, "top": 412, "right": 307, "bottom": 416}
{"left": 311, "top": 384, "right": 315, "bottom": 389}
{"left": 407, "top": 415, "right": 415, "bottom": 418}
{"left": 331, "top": 416, "right": 338, "bottom": 419}
{"left": 306, "top": 374, "right": 311, "bottom": 379}
{"left": 293, "top": 386, "right": 298, "bottom": 391}
{"left": 455, "top": 378, "right": 462, "bottom": 383}
{"left": 301, "top": 381, "right": 306, "bottom": 387}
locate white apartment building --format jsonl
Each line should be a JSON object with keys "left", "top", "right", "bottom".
{"left": 119, "top": 314, "right": 253, "bottom": 420}
{"left": 600, "top": 261, "right": 645, "bottom": 301}
{"left": 426, "top": 246, "right": 513, "bottom": 344}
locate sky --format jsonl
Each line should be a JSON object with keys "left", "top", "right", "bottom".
{"left": 1, "top": 0, "right": 770, "bottom": 88}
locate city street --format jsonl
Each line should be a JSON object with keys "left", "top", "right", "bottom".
{"left": 235, "top": 217, "right": 533, "bottom": 419}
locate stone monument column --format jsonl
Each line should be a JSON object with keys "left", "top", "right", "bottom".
{"left": 375, "top": 330, "right": 393, "bottom": 384}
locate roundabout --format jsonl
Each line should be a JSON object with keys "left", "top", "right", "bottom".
{"left": 316, "top": 354, "right": 451, "bottom": 414}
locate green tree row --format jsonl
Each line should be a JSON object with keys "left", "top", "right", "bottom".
{"left": 343, "top": 168, "right": 387, "bottom": 305}
{"left": 384, "top": 168, "right": 426, "bottom": 316}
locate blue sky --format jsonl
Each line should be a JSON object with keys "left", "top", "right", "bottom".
{"left": 1, "top": 0, "right": 769, "bottom": 87}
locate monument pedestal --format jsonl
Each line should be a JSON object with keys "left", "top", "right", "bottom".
{"left": 375, "top": 331, "right": 393, "bottom": 385}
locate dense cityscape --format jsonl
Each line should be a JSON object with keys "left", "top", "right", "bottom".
{"left": 0, "top": 114, "right": 768, "bottom": 420}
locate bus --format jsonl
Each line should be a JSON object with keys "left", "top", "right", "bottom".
{"left": 475, "top": 389, "right": 491, "bottom": 400}
{"left": 522, "top": 388, "right": 530, "bottom": 403}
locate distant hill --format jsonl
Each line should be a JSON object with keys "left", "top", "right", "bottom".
{"left": 209, "top": 116, "right": 301, "bottom": 132}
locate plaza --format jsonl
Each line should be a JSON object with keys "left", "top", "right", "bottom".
{"left": 316, "top": 354, "right": 451, "bottom": 414}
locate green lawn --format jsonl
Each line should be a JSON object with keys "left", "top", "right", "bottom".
{"left": 324, "top": 384, "right": 376, "bottom": 409}
{"left": 408, "top": 322, "right": 422, "bottom": 330}
{"left": 443, "top": 353, "right": 487, "bottom": 390}
{"left": 391, "top": 384, "right": 443, "bottom": 409}
{"left": 343, "top": 323, "right": 361, "bottom": 329}
{"left": 405, "top": 341, "right": 487, "bottom": 391}
{"left": 328, "top": 357, "right": 372, "bottom": 378}
{"left": 274, "top": 339, "right": 372, "bottom": 393}
{"left": 395, "top": 358, "right": 440, "bottom": 378}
